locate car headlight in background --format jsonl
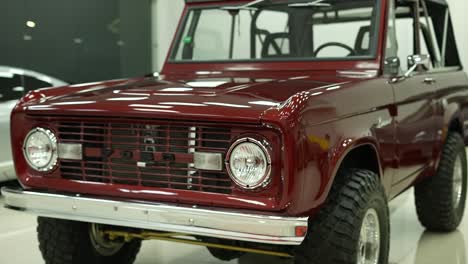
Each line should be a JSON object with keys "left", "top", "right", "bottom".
{"left": 23, "top": 128, "right": 58, "bottom": 172}
{"left": 227, "top": 138, "right": 271, "bottom": 189}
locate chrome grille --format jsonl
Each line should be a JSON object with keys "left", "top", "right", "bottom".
{"left": 55, "top": 121, "right": 233, "bottom": 194}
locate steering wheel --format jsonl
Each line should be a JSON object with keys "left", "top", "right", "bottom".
{"left": 314, "top": 42, "right": 357, "bottom": 57}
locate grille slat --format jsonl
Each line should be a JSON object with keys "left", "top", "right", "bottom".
{"left": 57, "top": 125, "right": 232, "bottom": 135}
{"left": 59, "top": 140, "right": 229, "bottom": 151}
{"left": 60, "top": 166, "right": 230, "bottom": 182}
{"left": 57, "top": 172, "right": 233, "bottom": 190}
{"left": 58, "top": 132, "right": 231, "bottom": 143}
{"left": 56, "top": 120, "right": 233, "bottom": 194}
{"left": 60, "top": 164, "right": 231, "bottom": 174}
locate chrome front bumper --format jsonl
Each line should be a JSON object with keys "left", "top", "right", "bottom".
{"left": 1, "top": 187, "right": 308, "bottom": 245}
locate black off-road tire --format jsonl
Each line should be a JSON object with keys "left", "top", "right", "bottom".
{"left": 38, "top": 217, "right": 142, "bottom": 264}
{"left": 203, "top": 237, "right": 245, "bottom": 261}
{"left": 295, "top": 169, "right": 389, "bottom": 264}
{"left": 415, "top": 132, "right": 467, "bottom": 231}
{"left": 206, "top": 247, "right": 245, "bottom": 261}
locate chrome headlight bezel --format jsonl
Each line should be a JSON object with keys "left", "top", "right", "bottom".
{"left": 23, "top": 127, "right": 58, "bottom": 172}
{"left": 226, "top": 137, "right": 272, "bottom": 190}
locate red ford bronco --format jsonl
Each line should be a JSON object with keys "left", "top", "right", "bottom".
{"left": 3, "top": 0, "right": 468, "bottom": 263}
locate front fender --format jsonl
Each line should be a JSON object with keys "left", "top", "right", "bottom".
{"left": 276, "top": 112, "right": 393, "bottom": 216}
{"left": 261, "top": 77, "right": 394, "bottom": 216}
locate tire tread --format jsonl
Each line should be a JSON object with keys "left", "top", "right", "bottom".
{"left": 295, "top": 169, "right": 389, "bottom": 264}
{"left": 415, "top": 132, "right": 467, "bottom": 231}
{"left": 37, "top": 218, "right": 141, "bottom": 264}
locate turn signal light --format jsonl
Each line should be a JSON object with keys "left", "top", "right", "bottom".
{"left": 295, "top": 226, "right": 308, "bottom": 237}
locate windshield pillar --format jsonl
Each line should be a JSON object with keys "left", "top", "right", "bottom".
{"left": 289, "top": 9, "right": 314, "bottom": 57}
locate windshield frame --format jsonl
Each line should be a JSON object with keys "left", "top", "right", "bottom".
{"left": 168, "top": 0, "right": 382, "bottom": 64}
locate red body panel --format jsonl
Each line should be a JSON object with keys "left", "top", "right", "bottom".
{"left": 10, "top": 0, "right": 468, "bottom": 217}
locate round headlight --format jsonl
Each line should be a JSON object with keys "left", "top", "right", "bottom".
{"left": 23, "top": 128, "right": 58, "bottom": 172}
{"left": 227, "top": 138, "right": 271, "bottom": 189}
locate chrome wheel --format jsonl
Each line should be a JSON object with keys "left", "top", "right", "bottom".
{"left": 89, "top": 224, "right": 124, "bottom": 256}
{"left": 357, "top": 208, "right": 381, "bottom": 264}
{"left": 453, "top": 155, "right": 464, "bottom": 209}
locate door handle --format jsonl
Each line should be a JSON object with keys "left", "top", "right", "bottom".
{"left": 423, "top": 78, "right": 436, "bottom": 85}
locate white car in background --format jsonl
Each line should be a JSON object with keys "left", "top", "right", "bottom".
{"left": 0, "top": 66, "right": 68, "bottom": 182}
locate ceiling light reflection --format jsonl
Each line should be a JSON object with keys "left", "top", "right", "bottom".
{"left": 26, "top": 21, "right": 36, "bottom": 28}
{"left": 153, "top": 93, "right": 192, "bottom": 96}
{"left": 227, "top": 197, "right": 266, "bottom": 206}
{"left": 71, "top": 81, "right": 102, "bottom": 88}
{"left": 159, "top": 102, "right": 206, "bottom": 107}
{"left": 119, "top": 92, "right": 150, "bottom": 96}
{"left": 107, "top": 97, "right": 148, "bottom": 101}
{"left": 28, "top": 105, "right": 56, "bottom": 110}
{"left": 249, "top": 101, "right": 280, "bottom": 107}
{"left": 129, "top": 104, "right": 173, "bottom": 109}
{"left": 195, "top": 71, "right": 222, "bottom": 75}
{"left": 160, "top": 88, "right": 193, "bottom": 92}
{"left": 187, "top": 81, "right": 227, "bottom": 88}
{"left": 326, "top": 86, "right": 341, "bottom": 91}
{"left": 133, "top": 108, "right": 179, "bottom": 114}
{"left": 204, "top": 102, "right": 250, "bottom": 108}
{"left": 77, "top": 86, "right": 107, "bottom": 94}
{"left": 51, "top": 101, "right": 96, "bottom": 106}
{"left": 289, "top": 76, "right": 309, "bottom": 80}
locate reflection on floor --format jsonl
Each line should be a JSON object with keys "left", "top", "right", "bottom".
{"left": 0, "top": 186, "right": 466, "bottom": 264}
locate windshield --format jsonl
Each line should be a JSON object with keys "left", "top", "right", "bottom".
{"left": 171, "top": 0, "right": 379, "bottom": 62}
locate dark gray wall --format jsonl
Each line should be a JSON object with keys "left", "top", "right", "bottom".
{"left": 0, "top": 0, "right": 153, "bottom": 84}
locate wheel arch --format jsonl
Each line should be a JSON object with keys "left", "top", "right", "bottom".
{"left": 443, "top": 101, "right": 465, "bottom": 141}
{"left": 432, "top": 108, "right": 466, "bottom": 172}
{"left": 334, "top": 143, "right": 382, "bottom": 178}
{"left": 448, "top": 115, "right": 464, "bottom": 137}
{"left": 317, "top": 139, "right": 386, "bottom": 206}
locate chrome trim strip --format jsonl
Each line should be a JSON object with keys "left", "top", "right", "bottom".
{"left": 1, "top": 187, "right": 308, "bottom": 245}
{"left": 187, "top": 126, "right": 197, "bottom": 189}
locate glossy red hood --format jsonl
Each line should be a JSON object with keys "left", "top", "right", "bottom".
{"left": 18, "top": 73, "right": 355, "bottom": 123}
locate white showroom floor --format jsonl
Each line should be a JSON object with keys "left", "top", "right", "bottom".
{"left": 0, "top": 186, "right": 466, "bottom": 264}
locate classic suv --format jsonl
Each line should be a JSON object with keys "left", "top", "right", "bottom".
{"left": 2, "top": 0, "right": 468, "bottom": 263}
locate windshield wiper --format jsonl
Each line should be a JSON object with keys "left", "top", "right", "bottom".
{"left": 288, "top": 0, "right": 331, "bottom": 8}
{"left": 220, "top": 0, "right": 267, "bottom": 11}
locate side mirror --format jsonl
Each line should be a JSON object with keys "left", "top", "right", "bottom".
{"left": 144, "top": 72, "right": 160, "bottom": 78}
{"left": 405, "top": 54, "right": 431, "bottom": 77}
{"left": 384, "top": 56, "right": 400, "bottom": 77}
